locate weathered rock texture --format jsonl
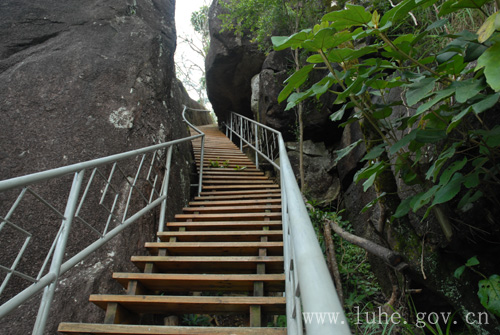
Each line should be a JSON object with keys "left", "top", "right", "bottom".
{"left": 0, "top": 0, "right": 195, "bottom": 333}
{"left": 175, "top": 79, "right": 214, "bottom": 126}
{"left": 205, "top": 0, "right": 266, "bottom": 123}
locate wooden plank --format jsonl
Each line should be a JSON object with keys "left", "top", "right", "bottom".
{"left": 202, "top": 185, "right": 280, "bottom": 191}
{"left": 157, "top": 230, "right": 283, "bottom": 243}
{"left": 59, "top": 323, "right": 287, "bottom": 334}
{"left": 90, "top": 295, "right": 286, "bottom": 315}
{"left": 112, "top": 273, "right": 285, "bottom": 292}
{"left": 199, "top": 189, "right": 280, "bottom": 196}
{"left": 166, "top": 220, "right": 282, "bottom": 231}
{"left": 145, "top": 241, "right": 283, "bottom": 256}
{"left": 131, "top": 256, "right": 284, "bottom": 274}
{"left": 201, "top": 175, "right": 270, "bottom": 181}
{"left": 182, "top": 205, "right": 282, "bottom": 214}
{"left": 195, "top": 194, "right": 281, "bottom": 202}
{"left": 203, "top": 180, "right": 275, "bottom": 185}
{"left": 174, "top": 213, "right": 282, "bottom": 222}
{"left": 203, "top": 171, "right": 264, "bottom": 176}
{"left": 189, "top": 199, "right": 281, "bottom": 207}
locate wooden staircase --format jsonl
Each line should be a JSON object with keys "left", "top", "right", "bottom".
{"left": 58, "top": 125, "right": 286, "bottom": 334}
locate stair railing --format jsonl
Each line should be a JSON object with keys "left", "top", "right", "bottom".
{"left": 226, "top": 112, "right": 351, "bottom": 335}
{"left": 0, "top": 109, "right": 205, "bottom": 334}
{"left": 181, "top": 105, "right": 209, "bottom": 197}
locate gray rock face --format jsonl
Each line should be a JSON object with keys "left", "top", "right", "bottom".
{"left": 205, "top": 0, "right": 266, "bottom": 123}
{"left": 175, "top": 79, "right": 213, "bottom": 126}
{"left": 0, "top": 0, "right": 194, "bottom": 333}
{"left": 286, "top": 140, "right": 340, "bottom": 204}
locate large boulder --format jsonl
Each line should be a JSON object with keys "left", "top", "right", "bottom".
{"left": 0, "top": 0, "right": 194, "bottom": 333}
{"left": 205, "top": 0, "right": 266, "bottom": 123}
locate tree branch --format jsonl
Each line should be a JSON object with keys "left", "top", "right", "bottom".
{"left": 328, "top": 219, "right": 408, "bottom": 271}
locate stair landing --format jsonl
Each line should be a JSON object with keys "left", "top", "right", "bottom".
{"left": 58, "top": 125, "right": 286, "bottom": 334}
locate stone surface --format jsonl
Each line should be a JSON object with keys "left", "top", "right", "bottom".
{"left": 336, "top": 120, "right": 366, "bottom": 189}
{"left": 0, "top": 1, "right": 194, "bottom": 333}
{"left": 205, "top": 0, "right": 266, "bottom": 123}
{"left": 175, "top": 79, "right": 213, "bottom": 126}
{"left": 287, "top": 141, "right": 340, "bottom": 204}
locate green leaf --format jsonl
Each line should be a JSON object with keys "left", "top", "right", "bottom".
{"left": 361, "top": 192, "right": 387, "bottom": 213}
{"left": 322, "top": 5, "right": 372, "bottom": 30}
{"left": 390, "top": 130, "right": 417, "bottom": 155}
{"left": 426, "top": 18, "right": 448, "bottom": 31}
{"left": 465, "top": 42, "right": 488, "bottom": 62}
{"left": 478, "top": 274, "right": 500, "bottom": 317}
{"left": 330, "top": 104, "right": 347, "bottom": 122}
{"left": 334, "top": 139, "right": 362, "bottom": 164}
{"left": 476, "top": 42, "right": 500, "bottom": 91}
{"left": 447, "top": 108, "right": 471, "bottom": 133}
{"left": 393, "top": 195, "right": 415, "bottom": 218}
{"left": 415, "top": 88, "right": 455, "bottom": 115}
{"left": 284, "top": 91, "right": 313, "bottom": 111}
{"left": 439, "top": 157, "right": 467, "bottom": 186}
{"left": 278, "top": 64, "right": 315, "bottom": 103}
{"left": 362, "top": 144, "right": 386, "bottom": 161}
{"left": 466, "top": 256, "right": 480, "bottom": 267}
{"left": 453, "top": 78, "right": 486, "bottom": 103}
{"left": 303, "top": 28, "right": 337, "bottom": 51}
{"left": 411, "top": 185, "right": 440, "bottom": 212}
{"left": 372, "top": 107, "right": 392, "bottom": 119}
{"left": 432, "top": 172, "right": 463, "bottom": 206}
{"left": 472, "top": 93, "right": 500, "bottom": 114}
{"left": 439, "top": 0, "right": 493, "bottom": 16}
{"left": 415, "top": 129, "right": 447, "bottom": 143}
{"left": 454, "top": 265, "right": 466, "bottom": 278}
{"left": 458, "top": 189, "right": 483, "bottom": 209}
{"left": 272, "top": 29, "right": 311, "bottom": 50}
{"left": 354, "top": 162, "right": 386, "bottom": 192}
{"left": 477, "top": 12, "right": 498, "bottom": 43}
{"left": 406, "top": 77, "right": 437, "bottom": 106}
{"left": 381, "top": 0, "right": 438, "bottom": 27}
{"left": 426, "top": 144, "right": 458, "bottom": 181}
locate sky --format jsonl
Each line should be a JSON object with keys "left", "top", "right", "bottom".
{"left": 175, "top": 0, "right": 210, "bottom": 108}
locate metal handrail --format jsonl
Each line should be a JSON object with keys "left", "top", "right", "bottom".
{"left": 226, "top": 112, "right": 350, "bottom": 335}
{"left": 181, "top": 105, "right": 209, "bottom": 197}
{"left": 0, "top": 109, "right": 206, "bottom": 334}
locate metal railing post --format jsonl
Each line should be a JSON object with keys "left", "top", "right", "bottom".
{"left": 32, "top": 170, "right": 85, "bottom": 335}
{"left": 198, "top": 135, "right": 205, "bottom": 196}
{"left": 158, "top": 146, "right": 173, "bottom": 235}
{"left": 239, "top": 118, "right": 243, "bottom": 151}
{"left": 254, "top": 123, "right": 259, "bottom": 169}
{"left": 230, "top": 114, "right": 233, "bottom": 141}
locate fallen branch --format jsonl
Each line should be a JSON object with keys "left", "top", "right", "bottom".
{"left": 328, "top": 219, "right": 408, "bottom": 271}
{"left": 323, "top": 220, "right": 344, "bottom": 306}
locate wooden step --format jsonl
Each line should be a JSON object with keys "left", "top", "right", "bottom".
{"left": 189, "top": 199, "right": 281, "bottom": 207}
{"left": 89, "top": 295, "right": 286, "bottom": 315}
{"left": 112, "top": 273, "right": 285, "bottom": 293}
{"left": 131, "top": 256, "right": 284, "bottom": 274}
{"left": 174, "top": 213, "right": 282, "bottom": 222}
{"left": 59, "top": 323, "right": 287, "bottom": 334}
{"left": 157, "top": 230, "right": 283, "bottom": 242}
{"left": 182, "top": 205, "right": 282, "bottom": 214}
{"left": 203, "top": 180, "right": 275, "bottom": 185}
{"left": 202, "top": 185, "right": 279, "bottom": 191}
{"left": 145, "top": 241, "right": 284, "bottom": 256}
{"left": 195, "top": 194, "right": 281, "bottom": 201}
{"left": 166, "top": 220, "right": 282, "bottom": 231}
{"left": 199, "top": 189, "right": 280, "bottom": 196}
{"left": 203, "top": 171, "right": 264, "bottom": 176}
{"left": 202, "top": 175, "right": 270, "bottom": 181}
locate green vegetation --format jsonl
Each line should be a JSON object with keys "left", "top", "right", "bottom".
{"left": 273, "top": 1, "right": 500, "bottom": 224}
{"left": 181, "top": 314, "right": 212, "bottom": 326}
{"left": 219, "top": 0, "right": 500, "bottom": 332}
{"left": 208, "top": 158, "right": 229, "bottom": 168}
